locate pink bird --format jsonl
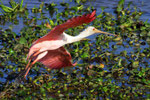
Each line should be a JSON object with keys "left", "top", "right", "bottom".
{"left": 24, "top": 10, "right": 115, "bottom": 78}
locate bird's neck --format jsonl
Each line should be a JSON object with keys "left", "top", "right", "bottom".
{"left": 64, "top": 30, "right": 91, "bottom": 44}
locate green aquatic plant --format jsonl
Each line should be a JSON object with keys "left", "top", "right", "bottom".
{"left": 0, "top": 0, "right": 24, "bottom": 13}
{"left": 0, "top": 0, "right": 26, "bottom": 22}
{"left": 0, "top": 0, "right": 150, "bottom": 99}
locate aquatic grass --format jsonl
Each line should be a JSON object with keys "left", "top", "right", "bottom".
{"left": 0, "top": 0, "right": 24, "bottom": 13}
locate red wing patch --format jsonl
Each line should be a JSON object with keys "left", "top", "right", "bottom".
{"left": 38, "top": 47, "right": 74, "bottom": 69}
{"left": 33, "top": 10, "right": 96, "bottom": 43}
{"left": 48, "top": 10, "right": 96, "bottom": 37}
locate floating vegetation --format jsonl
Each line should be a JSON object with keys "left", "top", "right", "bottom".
{"left": 0, "top": 0, "right": 150, "bottom": 99}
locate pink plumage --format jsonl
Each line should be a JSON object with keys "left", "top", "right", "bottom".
{"left": 24, "top": 10, "right": 96, "bottom": 78}
{"left": 38, "top": 47, "right": 76, "bottom": 69}
{"left": 34, "top": 10, "right": 96, "bottom": 43}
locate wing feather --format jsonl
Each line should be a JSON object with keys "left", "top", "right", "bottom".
{"left": 38, "top": 47, "right": 74, "bottom": 69}
{"left": 33, "top": 10, "right": 96, "bottom": 43}
{"left": 49, "top": 10, "right": 96, "bottom": 37}
{"left": 34, "top": 10, "right": 96, "bottom": 44}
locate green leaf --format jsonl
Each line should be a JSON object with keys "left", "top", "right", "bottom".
{"left": 17, "top": 90, "right": 26, "bottom": 95}
{"left": 101, "top": 6, "right": 106, "bottom": 11}
{"left": 25, "top": 96, "right": 32, "bottom": 100}
{"left": 19, "top": 37, "right": 27, "bottom": 44}
{"left": 9, "top": 48, "right": 14, "bottom": 55}
{"left": 47, "top": 82, "right": 53, "bottom": 88}
{"left": 113, "top": 37, "right": 121, "bottom": 41}
{"left": 20, "top": 0, "right": 24, "bottom": 9}
{"left": 11, "top": 4, "right": 19, "bottom": 11}
{"left": 103, "top": 86, "right": 108, "bottom": 92}
{"left": 132, "top": 61, "right": 139, "bottom": 68}
{"left": 0, "top": 4, "right": 14, "bottom": 13}
{"left": 9, "top": 0, "right": 17, "bottom": 8}
{"left": 138, "top": 72, "right": 143, "bottom": 77}
{"left": 49, "top": 19, "right": 54, "bottom": 26}
{"left": 40, "top": 87, "right": 45, "bottom": 93}
{"left": 81, "top": 52, "right": 89, "bottom": 58}
{"left": 118, "top": 58, "right": 122, "bottom": 66}
{"left": 117, "top": 7, "right": 122, "bottom": 12}
{"left": 75, "top": 0, "right": 80, "bottom": 4}
{"left": 118, "top": 0, "right": 125, "bottom": 5}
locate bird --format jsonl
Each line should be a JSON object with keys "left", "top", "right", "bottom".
{"left": 24, "top": 10, "right": 116, "bottom": 78}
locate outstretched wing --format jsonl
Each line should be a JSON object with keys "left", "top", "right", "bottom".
{"left": 33, "top": 10, "right": 96, "bottom": 43}
{"left": 38, "top": 47, "right": 76, "bottom": 69}
{"left": 49, "top": 10, "right": 96, "bottom": 37}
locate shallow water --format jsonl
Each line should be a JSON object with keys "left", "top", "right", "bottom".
{"left": 0, "top": 0, "right": 150, "bottom": 32}
{"left": 0, "top": 0, "right": 149, "bottom": 75}
{"left": 0, "top": 0, "right": 149, "bottom": 99}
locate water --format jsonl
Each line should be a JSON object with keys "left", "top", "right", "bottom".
{"left": 0, "top": 0, "right": 150, "bottom": 98}
{"left": 0, "top": 0, "right": 149, "bottom": 73}
{"left": 0, "top": 0, "right": 150, "bottom": 30}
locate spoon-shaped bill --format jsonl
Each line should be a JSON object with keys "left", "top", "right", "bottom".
{"left": 94, "top": 28, "right": 117, "bottom": 36}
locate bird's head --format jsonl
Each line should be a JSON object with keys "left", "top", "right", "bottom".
{"left": 86, "top": 26, "right": 116, "bottom": 36}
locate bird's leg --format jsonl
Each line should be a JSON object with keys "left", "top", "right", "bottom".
{"left": 24, "top": 50, "right": 47, "bottom": 78}
{"left": 25, "top": 50, "right": 41, "bottom": 71}
{"left": 25, "top": 59, "right": 31, "bottom": 70}
{"left": 24, "top": 51, "right": 40, "bottom": 78}
{"left": 24, "top": 57, "right": 39, "bottom": 79}
{"left": 30, "top": 50, "right": 40, "bottom": 59}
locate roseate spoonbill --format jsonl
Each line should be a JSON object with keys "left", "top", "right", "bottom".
{"left": 24, "top": 10, "right": 115, "bottom": 78}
